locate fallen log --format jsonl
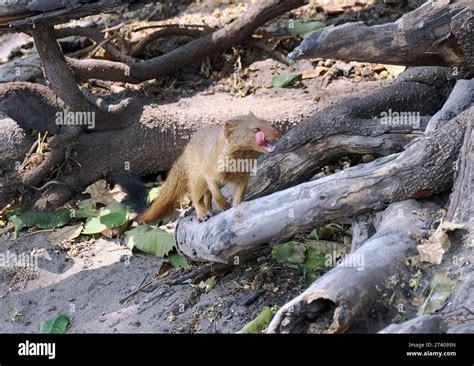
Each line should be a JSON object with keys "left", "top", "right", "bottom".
{"left": 379, "top": 315, "right": 447, "bottom": 334}
{"left": 0, "top": 0, "right": 148, "bottom": 32}
{"left": 266, "top": 200, "right": 436, "bottom": 333}
{"left": 175, "top": 108, "right": 471, "bottom": 264}
{"left": 288, "top": 0, "right": 473, "bottom": 75}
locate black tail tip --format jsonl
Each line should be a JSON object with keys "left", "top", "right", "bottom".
{"left": 112, "top": 173, "right": 149, "bottom": 214}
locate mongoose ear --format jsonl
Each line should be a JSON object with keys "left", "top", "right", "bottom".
{"left": 224, "top": 120, "right": 237, "bottom": 138}
{"left": 248, "top": 111, "right": 256, "bottom": 117}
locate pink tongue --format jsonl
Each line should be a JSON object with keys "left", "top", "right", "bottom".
{"left": 256, "top": 131, "right": 266, "bottom": 146}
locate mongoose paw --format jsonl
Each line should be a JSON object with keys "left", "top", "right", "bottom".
{"left": 197, "top": 212, "right": 212, "bottom": 222}
{"left": 218, "top": 201, "right": 231, "bottom": 211}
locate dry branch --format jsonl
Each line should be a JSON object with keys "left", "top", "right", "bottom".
{"left": 266, "top": 200, "right": 436, "bottom": 333}
{"left": 65, "top": 0, "right": 306, "bottom": 82}
{"left": 288, "top": 1, "right": 473, "bottom": 75}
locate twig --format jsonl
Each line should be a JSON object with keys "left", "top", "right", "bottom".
{"left": 119, "top": 274, "right": 156, "bottom": 304}
{"left": 130, "top": 23, "right": 211, "bottom": 33}
{"left": 87, "top": 33, "right": 119, "bottom": 58}
{"left": 8, "top": 228, "right": 55, "bottom": 249}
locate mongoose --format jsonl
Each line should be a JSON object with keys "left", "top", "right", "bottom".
{"left": 119, "top": 112, "right": 280, "bottom": 222}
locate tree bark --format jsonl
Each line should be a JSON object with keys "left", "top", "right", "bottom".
{"left": 379, "top": 315, "right": 447, "bottom": 334}
{"left": 288, "top": 0, "right": 473, "bottom": 75}
{"left": 441, "top": 113, "right": 474, "bottom": 333}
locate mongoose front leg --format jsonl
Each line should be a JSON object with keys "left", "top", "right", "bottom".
{"left": 232, "top": 180, "right": 248, "bottom": 207}
{"left": 206, "top": 178, "right": 230, "bottom": 211}
{"left": 203, "top": 191, "right": 213, "bottom": 212}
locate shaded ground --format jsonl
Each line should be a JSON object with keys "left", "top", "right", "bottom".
{"left": 0, "top": 0, "right": 423, "bottom": 333}
{"left": 0, "top": 232, "right": 304, "bottom": 333}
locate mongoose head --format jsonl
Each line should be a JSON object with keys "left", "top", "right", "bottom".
{"left": 223, "top": 112, "right": 281, "bottom": 154}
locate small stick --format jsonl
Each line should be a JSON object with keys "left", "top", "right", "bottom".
{"left": 119, "top": 274, "right": 156, "bottom": 304}
{"left": 8, "top": 228, "right": 55, "bottom": 249}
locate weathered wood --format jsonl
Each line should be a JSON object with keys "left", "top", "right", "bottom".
{"left": 379, "top": 315, "right": 447, "bottom": 333}
{"left": 288, "top": 1, "right": 473, "bottom": 75}
{"left": 65, "top": 0, "right": 306, "bottom": 83}
{"left": 426, "top": 79, "right": 474, "bottom": 132}
{"left": 0, "top": 0, "right": 134, "bottom": 32}
{"left": 441, "top": 113, "right": 474, "bottom": 333}
{"left": 175, "top": 109, "right": 470, "bottom": 263}
{"left": 266, "top": 200, "right": 436, "bottom": 333}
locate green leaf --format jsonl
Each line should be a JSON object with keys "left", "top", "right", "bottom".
{"left": 238, "top": 306, "right": 273, "bottom": 334}
{"left": 147, "top": 187, "right": 161, "bottom": 204}
{"left": 10, "top": 209, "right": 71, "bottom": 232}
{"left": 81, "top": 201, "right": 129, "bottom": 234}
{"left": 39, "top": 314, "right": 70, "bottom": 334}
{"left": 82, "top": 216, "right": 107, "bottom": 235}
{"left": 286, "top": 20, "right": 326, "bottom": 38}
{"left": 272, "top": 72, "right": 302, "bottom": 88}
{"left": 304, "top": 247, "right": 327, "bottom": 271}
{"left": 169, "top": 253, "right": 189, "bottom": 269}
{"left": 124, "top": 225, "right": 175, "bottom": 258}
{"left": 271, "top": 241, "right": 306, "bottom": 267}
{"left": 307, "top": 229, "right": 319, "bottom": 240}
{"left": 297, "top": 264, "right": 319, "bottom": 286}
{"left": 74, "top": 201, "right": 99, "bottom": 219}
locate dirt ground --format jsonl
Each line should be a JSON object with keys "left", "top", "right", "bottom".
{"left": 0, "top": 76, "right": 384, "bottom": 333}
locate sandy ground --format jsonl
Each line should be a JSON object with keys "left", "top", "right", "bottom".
{"left": 0, "top": 231, "right": 305, "bottom": 333}
{"left": 0, "top": 63, "right": 390, "bottom": 333}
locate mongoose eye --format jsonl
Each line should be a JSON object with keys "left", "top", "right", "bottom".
{"left": 253, "top": 128, "right": 261, "bottom": 133}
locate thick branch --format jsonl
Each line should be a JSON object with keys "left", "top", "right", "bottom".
{"left": 289, "top": 1, "right": 473, "bottom": 74}
{"left": 66, "top": 0, "right": 306, "bottom": 82}
{"left": 267, "top": 200, "right": 435, "bottom": 333}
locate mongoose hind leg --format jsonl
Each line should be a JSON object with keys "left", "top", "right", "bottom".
{"left": 189, "top": 178, "right": 212, "bottom": 221}
{"left": 206, "top": 178, "right": 230, "bottom": 211}
{"left": 232, "top": 180, "right": 248, "bottom": 207}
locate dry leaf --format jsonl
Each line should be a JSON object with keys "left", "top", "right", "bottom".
{"left": 383, "top": 64, "right": 406, "bottom": 77}
{"left": 302, "top": 66, "right": 328, "bottom": 79}
{"left": 417, "top": 240, "right": 445, "bottom": 264}
{"left": 417, "top": 220, "right": 465, "bottom": 264}
{"left": 48, "top": 224, "right": 83, "bottom": 244}
{"left": 81, "top": 180, "right": 125, "bottom": 206}
{"left": 440, "top": 220, "right": 464, "bottom": 232}
{"left": 100, "top": 228, "right": 113, "bottom": 239}
{"left": 417, "top": 270, "right": 456, "bottom": 316}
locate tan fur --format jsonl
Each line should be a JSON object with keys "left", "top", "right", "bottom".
{"left": 139, "top": 112, "right": 280, "bottom": 222}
